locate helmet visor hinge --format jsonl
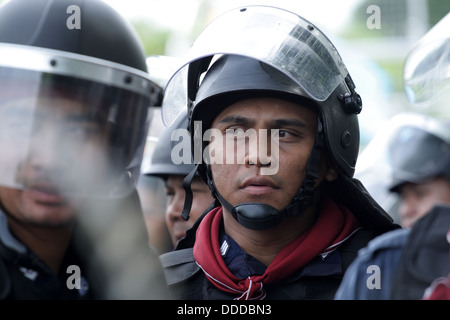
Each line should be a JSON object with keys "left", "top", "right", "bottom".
{"left": 338, "top": 74, "right": 362, "bottom": 114}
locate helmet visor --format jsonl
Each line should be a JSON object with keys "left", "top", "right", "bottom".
{"left": 404, "top": 13, "right": 450, "bottom": 104}
{"left": 162, "top": 5, "right": 349, "bottom": 126}
{"left": 0, "top": 45, "right": 162, "bottom": 198}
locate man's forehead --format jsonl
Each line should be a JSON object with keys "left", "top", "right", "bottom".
{"left": 212, "top": 97, "right": 317, "bottom": 127}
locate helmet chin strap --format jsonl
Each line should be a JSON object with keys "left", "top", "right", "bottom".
{"left": 182, "top": 122, "right": 324, "bottom": 230}
{"left": 181, "top": 163, "right": 200, "bottom": 221}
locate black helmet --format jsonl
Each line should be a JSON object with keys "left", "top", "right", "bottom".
{"left": 387, "top": 115, "right": 450, "bottom": 192}
{"left": 0, "top": 0, "right": 162, "bottom": 198}
{"left": 0, "top": 0, "right": 148, "bottom": 72}
{"left": 144, "top": 111, "right": 196, "bottom": 180}
{"left": 192, "top": 54, "right": 361, "bottom": 178}
{"left": 162, "top": 5, "right": 395, "bottom": 231}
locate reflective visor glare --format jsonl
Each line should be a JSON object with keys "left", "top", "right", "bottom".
{"left": 0, "top": 67, "right": 151, "bottom": 198}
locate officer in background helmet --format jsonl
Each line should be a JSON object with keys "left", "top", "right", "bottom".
{"left": 387, "top": 114, "right": 450, "bottom": 228}
{"left": 143, "top": 111, "right": 214, "bottom": 251}
{"left": 354, "top": 112, "right": 450, "bottom": 228}
{"left": 160, "top": 5, "right": 398, "bottom": 300}
{"left": 0, "top": 0, "right": 169, "bottom": 299}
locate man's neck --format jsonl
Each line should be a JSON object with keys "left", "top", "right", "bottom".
{"left": 222, "top": 206, "right": 317, "bottom": 266}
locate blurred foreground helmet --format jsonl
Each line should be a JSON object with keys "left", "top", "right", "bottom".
{"left": 0, "top": 0, "right": 162, "bottom": 198}
{"left": 162, "top": 5, "right": 395, "bottom": 232}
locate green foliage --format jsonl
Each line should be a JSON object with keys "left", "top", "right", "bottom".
{"left": 131, "top": 19, "right": 170, "bottom": 56}
{"left": 428, "top": 0, "right": 450, "bottom": 26}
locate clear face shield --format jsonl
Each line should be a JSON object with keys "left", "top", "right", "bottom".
{"left": 161, "top": 5, "right": 349, "bottom": 127}
{"left": 404, "top": 12, "right": 450, "bottom": 106}
{"left": 0, "top": 44, "right": 162, "bottom": 199}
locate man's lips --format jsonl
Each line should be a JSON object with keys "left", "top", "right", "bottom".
{"left": 23, "top": 183, "right": 66, "bottom": 205}
{"left": 240, "top": 176, "right": 279, "bottom": 195}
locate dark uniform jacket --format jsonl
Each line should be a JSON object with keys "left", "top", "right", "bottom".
{"left": 161, "top": 177, "right": 399, "bottom": 300}
{"left": 161, "top": 213, "right": 378, "bottom": 300}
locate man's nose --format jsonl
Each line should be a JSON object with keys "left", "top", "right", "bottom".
{"left": 245, "top": 129, "right": 272, "bottom": 167}
{"left": 27, "top": 126, "right": 63, "bottom": 169}
{"left": 167, "top": 191, "right": 185, "bottom": 221}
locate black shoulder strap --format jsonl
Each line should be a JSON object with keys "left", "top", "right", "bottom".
{"left": 159, "top": 248, "right": 200, "bottom": 286}
{"left": 339, "top": 228, "right": 377, "bottom": 272}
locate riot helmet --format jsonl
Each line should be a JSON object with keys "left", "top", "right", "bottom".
{"left": 0, "top": 0, "right": 162, "bottom": 198}
{"left": 387, "top": 114, "right": 450, "bottom": 192}
{"left": 144, "top": 110, "right": 196, "bottom": 180}
{"left": 162, "top": 5, "right": 395, "bottom": 231}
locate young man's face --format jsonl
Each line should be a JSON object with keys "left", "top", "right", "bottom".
{"left": 165, "top": 175, "right": 213, "bottom": 245}
{"left": 397, "top": 176, "right": 450, "bottom": 228}
{"left": 0, "top": 95, "right": 110, "bottom": 226}
{"left": 209, "top": 97, "right": 319, "bottom": 213}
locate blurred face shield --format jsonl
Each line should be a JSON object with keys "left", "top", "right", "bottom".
{"left": 161, "top": 5, "right": 350, "bottom": 127}
{"left": 404, "top": 12, "right": 450, "bottom": 106}
{"left": 0, "top": 44, "right": 162, "bottom": 199}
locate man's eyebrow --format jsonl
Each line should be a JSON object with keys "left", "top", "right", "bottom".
{"left": 270, "top": 118, "right": 308, "bottom": 128}
{"left": 217, "top": 116, "right": 309, "bottom": 129}
{"left": 217, "top": 115, "right": 253, "bottom": 126}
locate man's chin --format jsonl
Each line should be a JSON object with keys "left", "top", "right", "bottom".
{"left": 28, "top": 216, "right": 77, "bottom": 228}
{"left": 22, "top": 204, "right": 77, "bottom": 228}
